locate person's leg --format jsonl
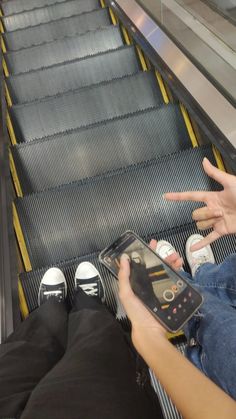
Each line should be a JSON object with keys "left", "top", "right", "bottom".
{"left": 0, "top": 267, "right": 68, "bottom": 418}
{"left": 182, "top": 235, "right": 236, "bottom": 399}
{"left": 22, "top": 262, "right": 163, "bottom": 419}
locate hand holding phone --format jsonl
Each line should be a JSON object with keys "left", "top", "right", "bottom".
{"left": 99, "top": 231, "right": 203, "bottom": 333}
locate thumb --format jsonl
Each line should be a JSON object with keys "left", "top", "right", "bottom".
{"left": 118, "top": 254, "right": 132, "bottom": 296}
{"left": 203, "top": 158, "right": 226, "bottom": 187}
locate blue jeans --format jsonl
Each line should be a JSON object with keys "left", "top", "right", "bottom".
{"left": 182, "top": 254, "right": 236, "bottom": 400}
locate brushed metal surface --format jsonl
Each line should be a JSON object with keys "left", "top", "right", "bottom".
{"left": 113, "top": 0, "right": 236, "bottom": 154}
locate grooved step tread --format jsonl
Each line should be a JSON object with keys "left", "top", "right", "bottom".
{"left": 5, "top": 25, "right": 123, "bottom": 74}
{"left": 12, "top": 105, "right": 191, "bottom": 193}
{"left": 10, "top": 72, "right": 164, "bottom": 142}
{"left": 7, "top": 46, "right": 140, "bottom": 104}
{"left": 2, "top": 0, "right": 101, "bottom": 32}
{"left": 3, "top": 8, "right": 111, "bottom": 51}
{"left": 20, "top": 221, "right": 236, "bottom": 314}
{"left": 15, "top": 146, "right": 219, "bottom": 269}
{"left": 2, "top": 0, "right": 74, "bottom": 17}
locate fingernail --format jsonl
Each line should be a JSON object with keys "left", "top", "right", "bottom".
{"left": 121, "top": 253, "right": 130, "bottom": 262}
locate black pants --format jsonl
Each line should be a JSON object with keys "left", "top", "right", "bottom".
{"left": 0, "top": 290, "right": 163, "bottom": 419}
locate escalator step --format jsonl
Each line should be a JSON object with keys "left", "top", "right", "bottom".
{"left": 2, "top": 0, "right": 74, "bottom": 16}
{"left": 5, "top": 25, "right": 124, "bottom": 74}
{"left": 12, "top": 105, "right": 191, "bottom": 194}
{"left": 19, "top": 221, "right": 236, "bottom": 314}
{"left": 10, "top": 72, "right": 164, "bottom": 142}
{"left": 2, "top": 0, "right": 101, "bottom": 32}
{"left": 14, "top": 146, "right": 220, "bottom": 269}
{"left": 7, "top": 46, "right": 140, "bottom": 104}
{"left": 3, "top": 8, "right": 111, "bottom": 51}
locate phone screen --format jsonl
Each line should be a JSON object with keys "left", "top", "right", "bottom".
{"left": 100, "top": 231, "right": 203, "bottom": 332}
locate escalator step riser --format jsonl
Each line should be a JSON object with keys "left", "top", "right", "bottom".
{"left": 20, "top": 222, "right": 236, "bottom": 314}
{"left": 3, "top": 8, "right": 111, "bottom": 51}
{"left": 2, "top": 0, "right": 101, "bottom": 32}
{"left": 12, "top": 105, "right": 192, "bottom": 194}
{"left": 5, "top": 25, "right": 123, "bottom": 75}
{"left": 7, "top": 46, "right": 140, "bottom": 104}
{"left": 15, "top": 146, "right": 220, "bottom": 268}
{"left": 2, "top": 0, "right": 76, "bottom": 17}
{"left": 10, "top": 72, "right": 164, "bottom": 142}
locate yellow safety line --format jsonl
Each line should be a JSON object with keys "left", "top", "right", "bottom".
{"left": 136, "top": 45, "right": 148, "bottom": 71}
{"left": 109, "top": 7, "right": 118, "bottom": 25}
{"left": 0, "top": 20, "right": 4, "bottom": 34}
{"left": 0, "top": 9, "right": 2, "bottom": 17}
{"left": 2, "top": 57, "right": 9, "bottom": 77}
{"left": 155, "top": 70, "right": 169, "bottom": 104}
{"left": 13, "top": 203, "right": 32, "bottom": 272}
{"left": 167, "top": 330, "right": 184, "bottom": 340}
{"left": 121, "top": 25, "right": 131, "bottom": 45}
{"left": 100, "top": 0, "right": 106, "bottom": 8}
{"left": 9, "top": 150, "right": 23, "bottom": 197}
{"left": 18, "top": 279, "right": 29, "bottom": 319}
{"left": 1, "top": 36, "right": 6, "bottom": 53}
{"left": 212, "top": 145, "right": 226, "bottom": 171}
{"left": 180, "top": 103, "right": 198, "bottom": 148}
{"left": 5, "top": 82, "right": 12, "bottom": 107}
{"left": 6, "top": 112, "right": 17, "bottom": 145}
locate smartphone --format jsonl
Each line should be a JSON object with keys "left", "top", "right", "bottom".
{"left": 99, "top": 231, "right": 203, "bottom": 333}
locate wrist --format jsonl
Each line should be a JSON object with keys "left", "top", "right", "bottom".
{"left": 131, "top": 323, "right": 168, "bottom": 354}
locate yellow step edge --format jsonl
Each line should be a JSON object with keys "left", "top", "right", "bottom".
{"left": 180, "top": 103, "right": 198, "bottom": 148}
{"left": 5, "top": 81, "right": 12, "bottom": 107}
{"left": 0, "top": 20, "right": 5, "bottom": 34}
{"left": 109, "top": 7, "right": 118, "bottom": 25}
{"left": 0, "top": 9, "right": 3, "bottom": 17}
{"left": 18, "top": 279, "right": 29, "bottom": 319}
{"left": 121, "top": 25, "right": 131, "bottom": 45}
{"left": 167, "top": 330, "right": 184, "bottom": 340}
{"left": 212, "top": 145, "right": 226, "bottom": 172}
{"left": 2, "top": 57, "right": 9, "bottom": 77}
{"left": 6, "top": 112, "right": 17, "bottom": 145}
{"left": 136, "top": 45, "right": 148, "bottom": 71}
{"left": 100, "top": 0, "right": 106, "bottom": 8}
{"left": 1, "top": 36, "right": 6, "bottom": 53}
{"left": 9, "top": 149, "right": 23, "bottom": 198}
{"left": 155, "top": 70, "right": 169, "bottom": 104}
{"left": 13, "top": 203, "right": 32, "bottom": 272}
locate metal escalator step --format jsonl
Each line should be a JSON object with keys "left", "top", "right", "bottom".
{"left": 2, "top": 0, "right": 74, "bottom": 16}
{"left": 7, "top": 46, "right": 140, "bottom": 104}
{"left": 5, "top": 25, "right": 123, "bottom": 74}
{"left": 3, "top": 8, "right": 111, "bottom": 51}
{"left": 15, "top": 146, "right": 221, "bottom": 269}
{"left": 11, "top": 105, "right": 192, "bottom": 194}
{"left": 10, "top": 72, "right": 164, "bottom": 142}
{"left": 19, "top": 220, "right": 236, "bottom": 314}
{"left": 2, "top": 0, "right": 101, "bottom": 32}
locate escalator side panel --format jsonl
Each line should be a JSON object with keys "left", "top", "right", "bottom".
{"left": 11, "top": 105, "right": 192, "bottom": 194}
{"left": 2, "top": 0, "right": 101, "bottom": 32}
{"left": 7, "top": 46, "right": 140, "bottom": 104}
{"left": 10, "top": 72, "right": 164, "bottom": 142}
{"left": 15, "top": 147, "right": 221, "bottom": 268}
{"left": 3, "top": 8, "right": 111, "bottom": 51}
{"left": 5, "top": 25, "right": 124, "bottom": 75}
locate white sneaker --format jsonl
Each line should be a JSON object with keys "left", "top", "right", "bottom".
{"left": 155, "top": 240, "right": 177, "bottom": 259}
{"left": 38, "top": 267, "right": 67, "bottom": 306}
{"left": 75, "top": 262, "right": 105, "bottom": 303}
{"left": 186, "top": 234, "right": 215, "bottom": 277}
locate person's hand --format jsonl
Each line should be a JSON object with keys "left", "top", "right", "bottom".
{"left": 165, "top": 158, "right": 236, "bottom": 251}
{"left": 149, "top": 239, "right": 183, "bottom": 271}
{"left": 118, "top": 254, "right": 167, "bottom": 351}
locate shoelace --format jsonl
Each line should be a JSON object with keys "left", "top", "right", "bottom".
{"left": 79, "top": 283, "right": 98, "bottom": 297}
{"left": 43, "top": 290, "right": 63, "bottom": 300}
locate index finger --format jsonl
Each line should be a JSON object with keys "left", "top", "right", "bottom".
{"left": 164, "top": 191, "right": 208, "bottom": 203}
